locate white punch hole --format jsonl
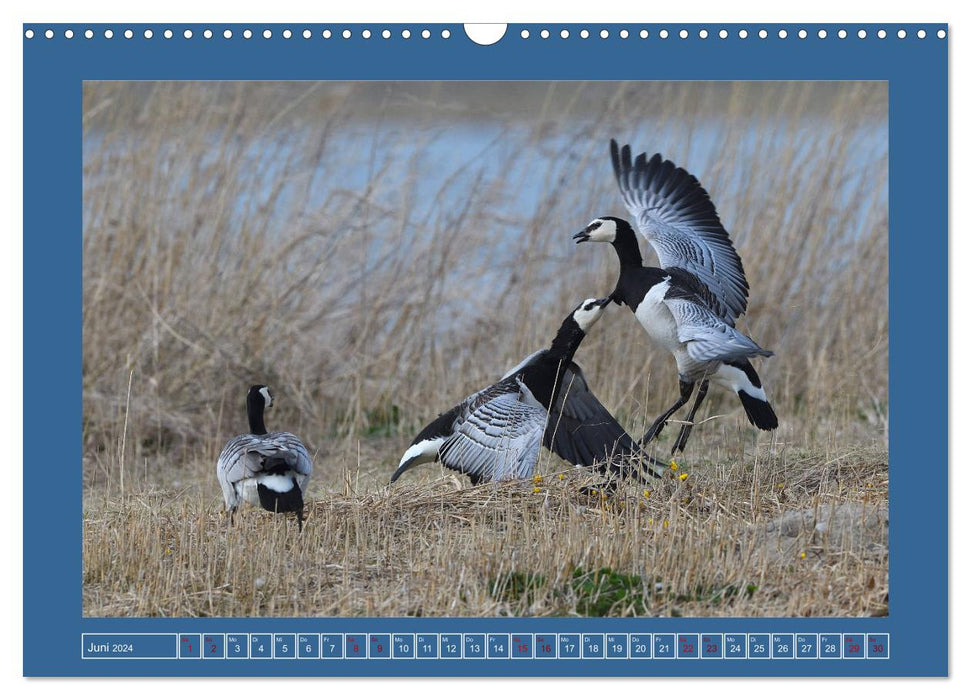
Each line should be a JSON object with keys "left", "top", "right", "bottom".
{"left": 464, "top": 24, "right": 507, "bottom": 46}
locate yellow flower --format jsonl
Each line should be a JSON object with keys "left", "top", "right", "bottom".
{"left": 800, "top": 551, "right": 807, "bottom": 559}
{"left": 557, "top": 474, "right": 565, "bottom": 481}
{"left": 670, "top": 460, "right": 679, "bottom": 470}
{"left": 533, "top": 474, "right": 543, "bottom": 483}
{"left": 643, "top": 490, "right": 651, "bottom": 498}
{"left": 663, "top": 519, "right": 670, "bottom": 527}
{"left": 590, "top": 488, "right": 598, "bottom": 495}
{"left": 533, "top": 487, "right": 541, "bottom": 494}
{"left": 648, "top": 519, "right": 654, "bottom": 525}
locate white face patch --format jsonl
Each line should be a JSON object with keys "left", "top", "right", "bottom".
{"left": 396, "top": 437, "right": 445, "bottom": 471}
{"left": 259, "top": 386, "right": 273, "bottom": 408}
{"left": 572, "top": 298, "right": 606, "bottom": 333}
{"left": 585, "top": 218, "right": 617, "bottom": 243}
{"left": 391, "top": 437, "right": 443, "bottom": 482}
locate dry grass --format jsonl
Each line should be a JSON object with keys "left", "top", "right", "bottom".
{"left": 81, "top": 81, "right": 888, "bottom": 617}
{"left": 83, "top": 437, "right": 888, "bottom": 618}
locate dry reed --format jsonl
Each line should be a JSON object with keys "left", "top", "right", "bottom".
{"left": 82, "top": 81, "right": 888, "bottom": 617}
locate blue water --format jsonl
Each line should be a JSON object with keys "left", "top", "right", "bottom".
{"left": 83, "top": 97, "right": 887, "bottom": 345}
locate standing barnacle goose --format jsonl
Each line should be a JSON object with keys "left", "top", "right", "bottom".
{"left": 573, "top": 140, "right": 777, "bottom": 453}
{"left": 216, "top": 385, "right": 313, "bottom": 530}
{"left": 391, "top": 298, "right": 664, "bottom": 485}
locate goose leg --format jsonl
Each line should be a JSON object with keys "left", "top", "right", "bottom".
{"left": 296, "top": 507, "right": 304, "bottom": 532}
{"left": 642, "top": 379, "right": 695, "bottom": 445}
{"left": 672, "top": 380, "right": 710, "bottom": 453}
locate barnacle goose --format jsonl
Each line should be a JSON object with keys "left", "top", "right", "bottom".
{"left": 391, "top": 297, "right": 664, "bottom": 485}
{"left": 216, "top": 385, "right": 313, "bottom": 530}
{"left": 573, "top": 140, "right": 778, "bottom": 453}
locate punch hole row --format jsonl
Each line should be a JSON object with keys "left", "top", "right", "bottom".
{"left": 23, "top": 27, "right": 458, "bottom": 40}
{"left": 517, "top": 27, "right": 943, "bottom": 40}
{"left": 24, "top": 26, "right": 946, "bottom": 41}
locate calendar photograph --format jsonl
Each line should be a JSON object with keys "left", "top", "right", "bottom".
{"left": 81, "top": 80, "right": 889, "bottom": 619}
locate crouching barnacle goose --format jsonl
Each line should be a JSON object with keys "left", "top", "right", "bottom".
{"left": 216, "top": 385, "right": 313, "bottom": 530}
{"left": 573, "top": 140, "right": 778, "bottom": 453}
{"left": 391, "top": 298, "right": 664, "bottom": 486}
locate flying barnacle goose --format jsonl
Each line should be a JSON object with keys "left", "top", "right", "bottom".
{"left": 573, "top": 140, "right": 778, "bottom": 453}
{"left": 391, "top": 298, "right": 664, "bottom": 486}
{"left": 216, "top": 385, "right": 313, "bottom": 530}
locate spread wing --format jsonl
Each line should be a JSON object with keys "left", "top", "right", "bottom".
{"left": 544, "top": 363, "right": 663, "bottom": 481}
{"left": 611, "top": 139, "right": 749, "bottom": 323}
{"left": 439, "top": 387, "right": 546, "bottom": 482}
{"left": 663, "top": 294, "right": 773, "bottom": 364}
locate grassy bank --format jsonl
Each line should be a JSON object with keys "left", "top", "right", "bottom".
{"left": 83, "top": 435, "right": 887, "bottom": 617}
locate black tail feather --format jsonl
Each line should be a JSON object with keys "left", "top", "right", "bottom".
{"left": 257, "top": 478, "right": 304, "bottom": 514}
{"left": 737, "top": 391, "right": 778, "bottom": 430}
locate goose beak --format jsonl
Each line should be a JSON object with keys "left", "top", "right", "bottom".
{"left": 573, "top": 230, "right": 590, "bottom": 244}
{"left": 596, "top": 296, "right": 612, "bottom": 308}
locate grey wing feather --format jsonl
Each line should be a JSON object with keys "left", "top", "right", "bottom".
{"left": 611, "top": 140, "right": 749, "bottom": 323}
{"left": 263, "top": 432, "right": 313, "bottom": 477}
{"left": 663, "top": 296, "right": 773, "bottom": 364}
{"left": 216, "top": 432, "right": 313, "bottom": 509}
{"left": 439, "top": 389, "right": 546, "bottom": 482}
{"left": 544, "top": 364, "right": 663, "bottom": 480}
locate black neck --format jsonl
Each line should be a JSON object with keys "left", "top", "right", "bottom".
{"left": 612, "top": 222, "right": 643, "bottom": 268}
{"left": 519, "top": 318, "right": 585, "bottom": 410}
{"left": 548, "top": 320, "right": 584, "bottom": 363}
{"left": 247, "top": 394, "right": 268, "bottom": 435}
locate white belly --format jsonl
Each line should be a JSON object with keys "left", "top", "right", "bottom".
{"left": 634, "top": 281, "right": 683, "bottom": 354}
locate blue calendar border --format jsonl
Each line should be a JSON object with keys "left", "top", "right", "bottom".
{"left": 23, "top": 23, "right": 947, "bottom": 677}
